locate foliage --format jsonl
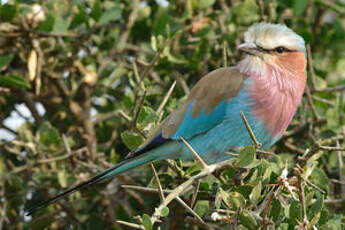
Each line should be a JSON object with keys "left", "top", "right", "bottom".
{"left": 0, "top": 0, "right": 345, "bottom": 229}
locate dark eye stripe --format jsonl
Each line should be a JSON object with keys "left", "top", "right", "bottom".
{"left": 256, "top": 45, "right": 296, "bottom": 53}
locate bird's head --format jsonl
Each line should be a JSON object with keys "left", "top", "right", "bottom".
{"left": 237, "top": 22, "right": 307, "bottom": 79}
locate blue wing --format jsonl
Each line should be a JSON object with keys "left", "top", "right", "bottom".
{"left": 132, "top": 67, "right": 247, "bottom": 156}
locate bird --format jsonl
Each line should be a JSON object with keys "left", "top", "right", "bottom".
{"left": 27, "top": 22, "right": 307, "bottom": 215}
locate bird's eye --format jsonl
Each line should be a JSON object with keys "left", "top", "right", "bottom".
{"left": 275, "top": 47, "right": 285, "bottom": 53}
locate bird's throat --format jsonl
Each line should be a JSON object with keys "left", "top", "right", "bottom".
{"left": 238, "top": 60, "right": 306, "bottom": 136}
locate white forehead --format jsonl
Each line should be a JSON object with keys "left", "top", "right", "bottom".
{"left": 244, "top": 22, "right": 306, "bottom": 54}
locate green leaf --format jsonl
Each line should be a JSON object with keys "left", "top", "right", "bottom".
{"left": 249, "top": 181, "right": 261, "bottom": 205}
{"left": 239, "top": 210, "right": 258, "bottom": 230}
{"left": 137, "top": 106, "right": 159, "bottom": 129}
{"left": 142, "top": 214, "right": 152, "bottom": 230}
{"left": 319, "top": 209, "right": 328, "bottom": 226}
{"left": 310, "top": 168, "right": 329, "bottom": 193}
{"left": 70, "top": 6, "right": 88, "bottom": 29}
{"left": 198, "top": 0, "right": 216, "bottom": 9}
{"left": 193, "top": 200, "right": 209, "bottom": 217}
{"left": 151, "top": 35, "right": 157, "bottom": 52}
{"left": 293, "top": 0, "right": 308, "bottom": 16}
{"left": 0, "top": 4, "right": 17, "bottom": 22}
{"left": 236, "top": 146, "right": 259, "bottom": 168}
{"left": 38, "top": 122, "right": 61, "bottom": 145}
{"left": 99, "top": 6, "right": 122, "bottom": 25}
{"left": 326, "top": 106, "right": 340, "bottom": 129}
{"left": 161, "top": 207, "right": 169, "bottom": 217}
{"left": 217, "top": 187, "right": 230, "bottom": 207}
{"left": 237, "top": 185, "right": 253, "bottom": 199}
{"left": 309, "top": 192, "right": 323, "bottom": 219}
{"left": 53, "top": 17, "right": 70, "bottom": 33}
{"left": 228, "top": 192, "right": 246, "bottom": 209}
{"left": 310, "top": 212, "right": 321, "bottom": 228}
{"left": 0, "top": 75, "right": 30, "bottom": 89}
{"left": 0, "top": 54, "right": 14, "bottom": 70}
{"left": 37, "top": 14, "right": 55, "bottom": 32}
{"left": 91, "top": 0, "right": 102, "bottom": 21}
{"left": 269, "top": 199, "right": 282, "bottom": 221}
{"left": 138, "top": 5, "right": 151, "bottom": 20}
{"left": 289, "top": 201, "right": 302, "bottom": 225}
{"left": 121, "top": 131, "right": 143, "bottom": 150}
{"left": 57, "top": 169, "right": 68, "bottom": 188}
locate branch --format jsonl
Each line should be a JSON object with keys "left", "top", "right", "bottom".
{"left": 17, "top": 89, "right": 43, "bottom": 126}
{"left": 240, "top": 111, "right": 262, "bottom": 148}
{"left": 150, "top": 163, "right": 165, "bottom": 202}
{"left": 315, "top": 0, "right": 345, "bottom": 16}
{"left": 157, "top": 81, "right": 176, "bottom": 116}
{"left": 180, "top": 137, "right": 208, "bottom": 168}
{"left": 312, "top": 85, "right": 345, "bottom": 93}
{"left": 150, "top": 158, "right": 234, "bottom": 225}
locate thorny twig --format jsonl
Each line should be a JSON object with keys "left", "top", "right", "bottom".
{"left": 181, "top": 137, "right": 208, "bottom": 168}
{"left": 240, "top": 111, "right": 262, "bottom": 148}
{"left": 150, "top": 163, "right": 165, "bottom": 202}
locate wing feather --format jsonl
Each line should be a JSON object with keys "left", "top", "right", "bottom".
{"left": 134, "top": 67, "right": 247, "bottom": 155}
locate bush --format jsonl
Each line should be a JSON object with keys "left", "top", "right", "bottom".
{"left": 0, "top": 0, "right": 344, "bottom": 229}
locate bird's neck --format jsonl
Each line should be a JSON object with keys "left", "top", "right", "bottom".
{"left": 236, "top": 55, "right": 307, "bottom": 136}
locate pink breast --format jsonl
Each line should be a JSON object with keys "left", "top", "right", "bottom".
{"left": 248, "top": 70, "right": 306, "bottom": 136}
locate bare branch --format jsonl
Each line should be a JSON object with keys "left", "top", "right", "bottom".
{"left": 240, "top": 111, "right": 262, "bottom": 148}
{"left": 180, "top": 137, "right": 208, "bottom": 168}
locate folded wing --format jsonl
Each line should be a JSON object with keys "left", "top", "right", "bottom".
{"left": 132, "top": 67, "right": 247, "bottom": 156}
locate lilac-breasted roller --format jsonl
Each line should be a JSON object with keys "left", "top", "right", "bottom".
{"left": 28, "top": 22, "right": 307, "bottom": 214}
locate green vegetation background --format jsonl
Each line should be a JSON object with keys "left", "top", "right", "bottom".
{"left": 0, "top": 0, "right": 345, "bottom": 229}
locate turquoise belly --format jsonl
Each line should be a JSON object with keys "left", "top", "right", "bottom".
{"left": 179, "top": 83, "right": 279, "bottom": 164}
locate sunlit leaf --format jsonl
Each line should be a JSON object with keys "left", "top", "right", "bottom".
{"left": 57, "top": 169, "right": 68, "bottom": 188}
{"left": 239, "top": 210, "right": 258, "bottom": 230}
{"left": 249, "top": 181, "right": 261, "bottom": 205}
{"left": 193, "top": 200, "right": 209, "bottom": 217}
{"left": 236, "top": 146, "right": 260, "bottom": 168}
{"left": 121, "top": 131, "right": 144, "bottom": 150}
{"left": 0, "top": 75, "right": 30, "bottom": 89}
{"left": 99, "top": 6, "right": 122, "bottom": 25}
{"left": 0, "top": 54, "right": 14, "bottom": 70}
{"left": 142, "top": 214, "right": 152, "bottom": 230}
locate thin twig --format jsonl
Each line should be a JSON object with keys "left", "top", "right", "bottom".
{"left": 132, "top": 90, "right": 147, "bottom": 128}
{"left": 240, "top": 111, "right": 262, "bottom": 148}
{"left": 180, "top": 137, "right": 208, "bottom": 168}
{"left": 305, "top": 179, "right": 326, "bottom": 194}
{"left": 312, "top": 95, "right": 334, "bottom": 106}
{"left": 94, "top": 109, "right": 131, "bottom": 124}
{"left": 157, "top": 81, "right": 176, "bottom": 115}
{"left": 256, "top": 149, "right": 275, "bottom": 156}
{"left": 122, "top": 185, "right": 174, "bottom": 194}
{"left": 306, "top": 44, "right": 317, "bottom": 91}
{"left": 175, "top": 197, "right": 212, "bottom": 229}
{"left": 116, "top": 220, "right": 144, "bottom": 229}
{"left": 190, "top": 180, "right": 200, "bottom": 209}
{"left": 150, "top": 163, "right": 165, "bottom": 202}
{"left": 150, "top": 159, "right": 234, "bottom": 225}
{"left": 222, "top": 40, "right": 227, "bottom": 67}
{"left": 305, "top": 85, "right": 321, "bottom": 120}
{"left": 312, "top": 85, "right": 345, "bottom": 93}
{"left": 132, "top": 61, "right": 145, "bottom": 91}
{"left": 336, "top": 140, "right": 345, "bottom": 198}
{"left": 295, "top": 168, "right": 308, "bottom": 224}
{"left": 315, "top": 0, "right": 345, "bottom": 16}
{"left": 261, "top": 186, "right": 279, "bottom": 229}
{"left": 0, "top": 199, "right": 7, "bottom": 230}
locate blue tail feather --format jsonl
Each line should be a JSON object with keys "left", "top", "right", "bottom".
{"left": 26, "top": 150, "right": 162, "bottom": 216}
